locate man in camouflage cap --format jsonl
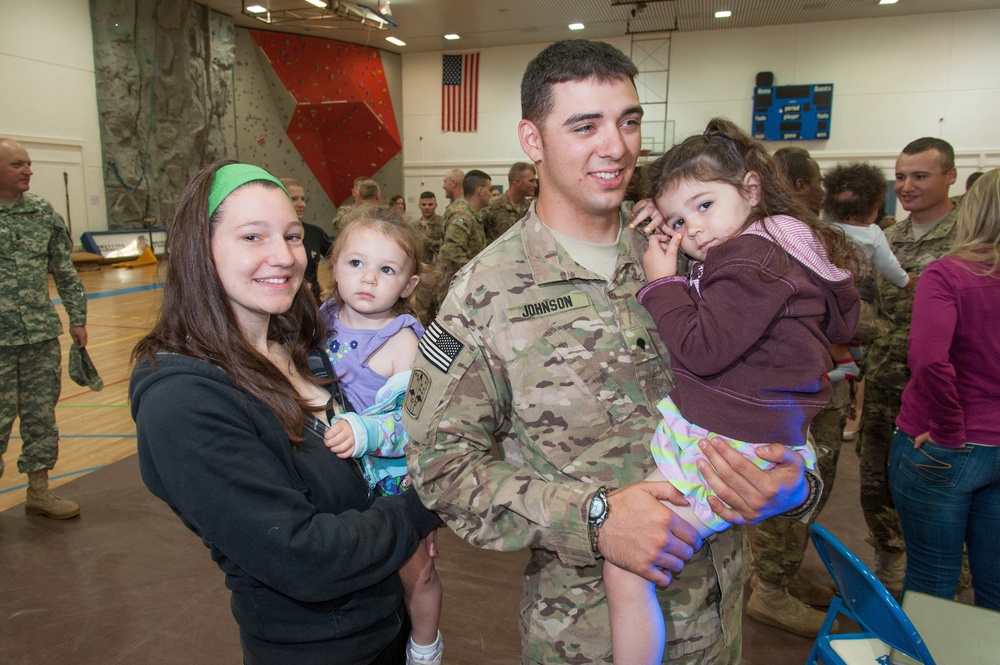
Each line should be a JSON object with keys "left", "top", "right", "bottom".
{"left": 403, "top": 40, "right": 813, "bottom": 665}
{"left": 0, "top": 138, "right": 88, "bottom": 519}
{"left": 482, "top": 162, "right": 537, "bottom": 244}
{"left": 860, "top": 137, "right": 959, "bottom": 593}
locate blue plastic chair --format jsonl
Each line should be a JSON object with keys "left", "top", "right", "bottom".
{"left": 806, "top": 524, "right": 936, "bottom": 665}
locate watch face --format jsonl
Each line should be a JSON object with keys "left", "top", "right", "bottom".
{"left": 590, "top": 493, "right": 607, "bottom": 521}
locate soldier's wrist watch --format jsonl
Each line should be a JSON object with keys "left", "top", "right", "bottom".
{"left": 588, "top": 486, "right": 610, "bottom": 555}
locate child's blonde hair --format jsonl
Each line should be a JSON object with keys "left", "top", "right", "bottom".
{"left": 642, "top": 117, "right": 864, "bottom": 275}
{"left": 325, "top": 205, "right": 427, "bottom": 317}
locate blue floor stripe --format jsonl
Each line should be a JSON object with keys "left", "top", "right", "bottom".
{"left": 0, "top": 465, "right": 107, "bottom": 496}
{"left": 52, "top": 282, "right": 163, "bottom": 305}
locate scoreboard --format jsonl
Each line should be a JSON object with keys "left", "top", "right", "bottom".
{"left": 752, "top": 83, "right": 833, "bottom": 141}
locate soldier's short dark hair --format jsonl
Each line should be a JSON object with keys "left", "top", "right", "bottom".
{"left": 822, "top": 162, "right": 887, "bottom": 223}
{"left": 463, "top": 170, "right": 491, "bottom": 197}
{"left": 773, "top": 147, "right": 815, "bottom": 187}
{"left": 966, "top": 171, "right": 984, "bottom": 191}
{"left": 419, "top": 191, "right": 436, "bottom": 200}
{"left": 901, "top": 137, "right": 955, "bottom": 172}
{"left": 521, "top": 40, "right": 638, "bottom": 126}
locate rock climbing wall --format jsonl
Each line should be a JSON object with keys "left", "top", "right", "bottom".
{"left": 249, "top": 30, "right": 402, "bottom": 205}
{"left": 90, "top": 0, "right": 234, "bottom": 229}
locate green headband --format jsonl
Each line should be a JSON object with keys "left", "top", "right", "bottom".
{"left": 208, "top": 164, "right": 288, "bottom": 217}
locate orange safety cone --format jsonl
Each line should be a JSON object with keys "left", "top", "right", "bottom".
{"left": 113, "top": 246, "right": 158, "bottom": 269}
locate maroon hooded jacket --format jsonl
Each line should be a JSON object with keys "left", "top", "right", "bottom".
{"left": 637, "top": 215, "right": 860, "bottom": 447}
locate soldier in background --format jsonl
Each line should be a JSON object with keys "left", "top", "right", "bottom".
{"left": 333, "top": 179, "right": 380, "bottom": 237}
{"left": 746, "top": 146, "right": 849, "bottom": 637}
{"left": 415, "top": 191, "right": 445, "bottom": 265}
{"left": 442, "top": 168, "right": 464, "bottom": 203}
{"left": 0, "top": 138, "right": 87, "bottom": 519}
{"left": 280, "top": 178, "right": 331, "bottom": 301}
{"left": 482, "top": 161, "right": 537, "bottom": 244}
{"left": 860, "top": 137, "right": 959, "bottom": 593}
{"left": 330, "top": 175, "right": 368, "bottom": 236}
{"left": 403, "top": 40, "right": 813, "bottom": 665}
{"left": 430, "top": 169, "right": 492, "bottom": 313}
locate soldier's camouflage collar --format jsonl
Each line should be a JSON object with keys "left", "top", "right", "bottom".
{"left": 521, "top": 208, "right": 644, "bottom": 288}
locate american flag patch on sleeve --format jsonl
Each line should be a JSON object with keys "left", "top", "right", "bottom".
{"left": 419, "top": 321, "right": 465, "bottom": 373}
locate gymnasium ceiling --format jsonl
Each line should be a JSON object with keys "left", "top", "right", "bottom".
{"left": 200, "top": 0, "right": 1000, "bottom": 54}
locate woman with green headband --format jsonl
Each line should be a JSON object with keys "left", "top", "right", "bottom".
{"left": 129, "top": 160, "right": 440, "bottom": 664}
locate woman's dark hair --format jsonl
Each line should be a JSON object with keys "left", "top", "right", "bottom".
{"left": 822, "top": 162, "right": 887, "bottom": 224}
{"left": 132, "top": 159, "right": 327, "bottom": 445}
{"left": 642, "top": 117, "right": 864, "bottom": 275}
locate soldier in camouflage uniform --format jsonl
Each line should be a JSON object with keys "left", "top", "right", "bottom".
{"left": 482, "top": 162, "right": 537, "bottom": 244}
{"left": 414, "top": 191, "right": 446, "bottom": 265}
{"left": 746, "top": 146, "right": 847, "bottom": 637}
{"left": 403, "top": 40, "right": 815, "bottom": 665}
{"left": 0, "top": 138, "right": 87, "bottom": 519}
{"left": 860, "top": 137, "right": 959, "bottom": 592}
{"left": 431, "top": 169, "right": 492, "bottom": 312}
{"left": 332, "top": 178, "right": 380, "bottom": 237}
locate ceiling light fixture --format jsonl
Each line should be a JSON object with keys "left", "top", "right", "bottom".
{"left": 715, "top": 10, "right": 732, "bottom": 18}
{"left": 240, "top": 1, "right": 397, "bottom": 30}
{"left": 879, "top": 0, "right": 899, "bottom": 4}
{"left": 568, "top": 23, "right": 585, "bottom": 30}
{"left": 386, "top": 36, "right": 406, "bottom": 46}
{"left": 444, "top": 34, "right": 460, "bottom": 40}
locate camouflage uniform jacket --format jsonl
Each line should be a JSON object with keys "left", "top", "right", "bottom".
{"left": 0, "top": 193, "right": 87, "bottom": 346}
{"left": 331, "top": 204, "right": 354, "bottom": 237}
{"left": 417, "top": 213, "right": 445, "bottom": 264}
{"left": 482, "top": 192, "right": 530, "bottom": 244}
{"left": 866, "top": 207, "right": 958, "bottom": 384}
{"left": 404, "top": 206, "right": 746, "bottom": 663}
{"left": 435, "top": 199, "right": 485, "bottom": 301}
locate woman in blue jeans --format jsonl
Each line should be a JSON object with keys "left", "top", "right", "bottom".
{"left": 889, "top": 168, "right": 1000, "bottom": 609}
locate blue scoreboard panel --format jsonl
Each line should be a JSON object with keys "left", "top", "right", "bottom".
{"left": 752, "top": 84, "right": 833, "bottom": 141}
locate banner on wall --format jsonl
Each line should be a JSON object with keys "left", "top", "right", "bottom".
{"left": 442, "top": 53, "right": 479, "bottom": 133}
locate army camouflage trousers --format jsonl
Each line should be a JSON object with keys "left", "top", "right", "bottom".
{"left": 858, "top": 379, "right": 905, "bottom": 553}
{"left": 0, "top": 338, "right": 62, "bottom": 477}
{"left": 521, "top": 529, "right": 747, "bottom": 664}
{"left": 751, "top": 401, "right": 848, "bottom": 584}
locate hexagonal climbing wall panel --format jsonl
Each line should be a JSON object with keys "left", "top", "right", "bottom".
{"left": 250, "top": 30, "right": 401, "bottom": 204}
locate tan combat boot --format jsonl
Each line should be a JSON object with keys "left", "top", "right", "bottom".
{"left": 873, "top": 549, "right": 906, "bottom": 597}
{"left": 25, "top": 470, "right": 80, "bottom": 519}
{"left": 787, "top": 573, "right": 837, "bottom": 608}
{"left": 747, "top": 579, "right": 836, "bottom": 638}
{"left": 749, "top": 572, "right": 837, "bottom": 607}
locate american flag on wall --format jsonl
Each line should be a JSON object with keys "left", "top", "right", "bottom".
{"left": 442, "top": 53, "right": 479, "bottom": 132}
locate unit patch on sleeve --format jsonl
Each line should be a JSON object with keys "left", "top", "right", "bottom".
{"left": 418, "top": 321, "right": 464, "bottom": 373}
{"left": 506, "top": 290, "right": 590, "bottom": 321}
{"left": 404, "top": 368, "right": 432, "bottom": 419}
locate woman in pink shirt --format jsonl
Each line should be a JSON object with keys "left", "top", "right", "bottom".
{"left": 889, "top": 168, "right": 1000, "bottom": 610}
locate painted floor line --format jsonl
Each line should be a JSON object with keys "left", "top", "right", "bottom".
{"left": 56, "top": 403, "right": 130, "bottom": 408}
{"left": 0, "top": 465, "right": 107, "bottom": 496}
{"left": 52, "top": 282, "right": 163, "bottom": 305}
